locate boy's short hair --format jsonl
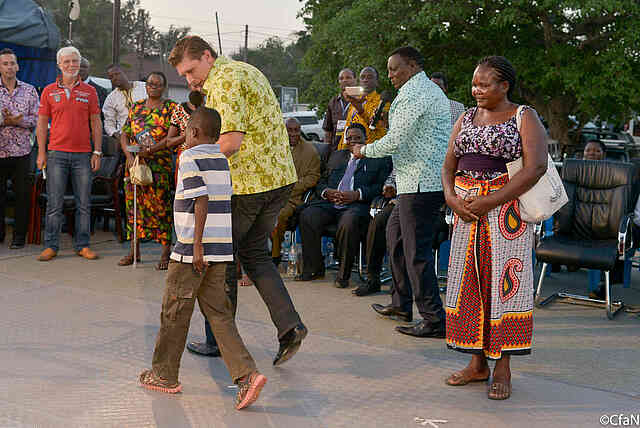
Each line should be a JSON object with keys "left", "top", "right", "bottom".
{"left": 190, "top": 107, "right": 221, "bottom": 141}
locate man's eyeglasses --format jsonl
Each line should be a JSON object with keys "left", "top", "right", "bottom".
{"left": 345, "top": 137, "right": 363, "bottom": 143}
{"left": 147, "top": 83, "right": 164, "bottom": 89}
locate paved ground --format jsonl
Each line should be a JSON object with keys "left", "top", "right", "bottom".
{"left": 0, "top": 231, "right": 639, "bottom": 427}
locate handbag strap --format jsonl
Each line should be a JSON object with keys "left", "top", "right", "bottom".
{"left": 515, "top": 105, "right": 525, "bottom": 131}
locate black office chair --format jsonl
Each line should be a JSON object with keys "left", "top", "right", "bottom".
{"left": 534, "top": 159, "right": 637, "bottom": 319}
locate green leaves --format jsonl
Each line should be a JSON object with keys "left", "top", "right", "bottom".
{"left": 302, "top": 0, "right": 640, "bottom": 145}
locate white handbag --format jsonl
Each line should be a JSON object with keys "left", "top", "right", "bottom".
{"left": 505, "top": 105, "right": 568, "bottom": 223}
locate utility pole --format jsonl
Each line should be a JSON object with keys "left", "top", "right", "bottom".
{"left": 244, "top": 25, "right": 248, "bottom": 62}
{"left": 215, "top": 12, "right": 223, "bottom": 55}
{"left": 112, "top": 0, "right": 120, "bottom": 64}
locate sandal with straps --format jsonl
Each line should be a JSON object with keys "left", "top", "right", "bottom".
{"left": 118, "top": 254, "right": 141, "bottom": 266}
{"left": 445, "top": 368, "right": 490, "bottom": 386}
{"left": 488, "top": 380, "right": 512, "bottom": 400}
{"left": 155, "top": 258, "right": 170, "bottom": 271}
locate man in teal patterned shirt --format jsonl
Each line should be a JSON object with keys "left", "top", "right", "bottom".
{"left": 354, "top": 46, "right": 451, "bottom": 338}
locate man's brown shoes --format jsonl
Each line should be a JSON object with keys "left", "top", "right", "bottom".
{"left": 37, "top": 248, "right": 57, "bottom": 261}
{"left": 77, "top": 247, "right": 98, "bottom": 260}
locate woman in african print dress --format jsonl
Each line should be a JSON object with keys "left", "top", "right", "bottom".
{"left": 118, "top": 71, "right": 177, "bottom": 270}
{"left": 441, "top": 56, "right": 548, "bottom": 400}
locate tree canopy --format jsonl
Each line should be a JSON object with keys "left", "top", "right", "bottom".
{"left": 300, "top": 0, "right": 640, "bottom": 147}
{"left": 231, "top": 32, "right": 312, "bottom": 95}
{"left": 37, "top": 0, "right": 189, "bottom": 78}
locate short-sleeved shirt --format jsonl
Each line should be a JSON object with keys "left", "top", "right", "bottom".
{"left": 202, "top": 56, "right": 297, "bottom": 195}
{"left": 171, "top": 143, "right": 234, "bottom": 263}
{"left": 39, "top": 78, "right": 100, "bottom": 152}
{"left": 337, "top": 90, "right": 389, "bottom": 150}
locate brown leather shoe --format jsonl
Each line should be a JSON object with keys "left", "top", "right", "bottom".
{"left": 77, "top": 247, "right": 98, "bottom": 260}
{"left": 37, "top": 248, "right": 57, "bottom": 261}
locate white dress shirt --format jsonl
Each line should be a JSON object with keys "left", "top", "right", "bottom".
{"left": 102, "top": 81, "right": 147, "bottom": 137}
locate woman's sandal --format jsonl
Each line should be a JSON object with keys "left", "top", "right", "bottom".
{"left": 445, "top": 370, "right": 490, "bottom": 386}
{"left": 139, "top": 369, "right": 182, "bottom": 394}
{"left": 488, "top": 380, "right": 512, "bottom": 400}
{"left": 238, "top": 274, "right": 253, "bottom": 287}
{"left": 118, "top": 254, "right": 141, "bottom": 266}
{"left": 155, "top": 258, "right": 170, "bottom": 271}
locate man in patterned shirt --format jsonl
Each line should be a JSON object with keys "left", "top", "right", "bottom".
{"left": 338, "top": 67, "right": 388, "bottom": 150}
{"left": 0, "top": 48, "right": 39, "bottom": 248}
{"left": 354, "top": 46, "right": 451, "bottom": 338}
{"left": 169, "top": 35, "right": 307, "bottom": 366}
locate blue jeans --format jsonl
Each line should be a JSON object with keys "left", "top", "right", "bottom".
{"left": 44, "top": 150, "right": 92, "bottom": 252}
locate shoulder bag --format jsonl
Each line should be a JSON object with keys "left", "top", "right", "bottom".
{"left": 505, "top": 105, "right": 568, "bottom": 223}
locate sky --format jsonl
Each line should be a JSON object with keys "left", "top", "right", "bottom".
{"left": 138, "top": 0, "right": 306, "bottom": 55}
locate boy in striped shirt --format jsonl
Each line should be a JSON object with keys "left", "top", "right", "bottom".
{"left": 139, "top": 107, "right": 266, "bottom": 410}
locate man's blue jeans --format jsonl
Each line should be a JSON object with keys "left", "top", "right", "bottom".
{"left": 44, "top": 150, "right": 92, "bottom": 252}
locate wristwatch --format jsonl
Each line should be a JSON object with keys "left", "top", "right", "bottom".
{"left": 92, "top": 150, "right": 103, "bottom": 156}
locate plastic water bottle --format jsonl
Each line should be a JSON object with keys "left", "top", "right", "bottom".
{"left": 325, "top": 240, "right": 334, "bottom": 267}
{"left": 295, "top": 242, "right": 303, "bottom": 275}
{"left": 287, "top": 244, "right": 297, "bottom": 276}
{"left": 281, "top": 231, "right": 291, "bottom": 262}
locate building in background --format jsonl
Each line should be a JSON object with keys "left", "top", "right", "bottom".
{"left": 120, "top": 53, "right": 189, "bottom": 102}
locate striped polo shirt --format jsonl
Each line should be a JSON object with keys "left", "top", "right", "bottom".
{"left": 170, "top": 143, "right": 233, "bottom": 263}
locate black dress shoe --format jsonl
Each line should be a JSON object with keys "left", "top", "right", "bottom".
{"left": 294, "top": 271, "right": 325, "bottom": 281}
{"left": 334, "top": 278, "right": 349, "bottom": 288}
{"left": 186, "top": 341, "right": 221, "bottom": 357}
{"left": 371, "top": 303, "right": 412, "bottom": 323}
{"left": 273, "top": 323, "right": 308, "bottom": 366}
{"left": 9, "top": 236, "right": 25, "bottom": 249}
{"left": 395, "top": 320, "right": 445, "bottom": 338}
{"left": 353, "top": 279, "right": 381, "bottom": 296}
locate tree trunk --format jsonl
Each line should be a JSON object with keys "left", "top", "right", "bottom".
{"left": 521, "top": 87, "right": 576, "bottom": 156}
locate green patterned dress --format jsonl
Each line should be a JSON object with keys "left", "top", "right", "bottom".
{"left": 123, "top": 99, "right": 177, "bottom": 245}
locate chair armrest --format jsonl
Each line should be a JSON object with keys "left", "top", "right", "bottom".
{"left": 618, "top": 213, "right": 634, "bottom": 255}
{"left": 534, "top": 222, "right": 544, "bottom": 247}
{"left": 445, "top": 207, "right": 454, "bottom": 226}
{"left": 303, "top": 188, "right": 315, "bottom": 203}
{"left": 369, "top": 195, "right": 389, "bottom": 209}
{"left": 369, "top": 195, "right": 392, "bottom": 218}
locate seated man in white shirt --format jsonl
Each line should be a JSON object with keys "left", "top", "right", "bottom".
{"left": 296, "top": 123, "right": 392, "bottom": 288}
{"left": 102, "top": 64, "right": 147, "bottom": 143}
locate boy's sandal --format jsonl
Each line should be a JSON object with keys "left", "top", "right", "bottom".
{"left": 235, "top": 371, "right": 267, "bottom": 410}
{"left": 139, "top": 369, "right": 182, "bottom": 394}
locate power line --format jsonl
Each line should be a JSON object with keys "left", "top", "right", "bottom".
{"left": 148, "top": 14, "right": 302, "bottom": 34}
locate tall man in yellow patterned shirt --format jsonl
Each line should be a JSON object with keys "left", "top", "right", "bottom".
{"left": 169, "top": 36, "right": 307, "bottom": 367}
{"left": 338, "top": 67, "right": 388, "bottom": 150}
